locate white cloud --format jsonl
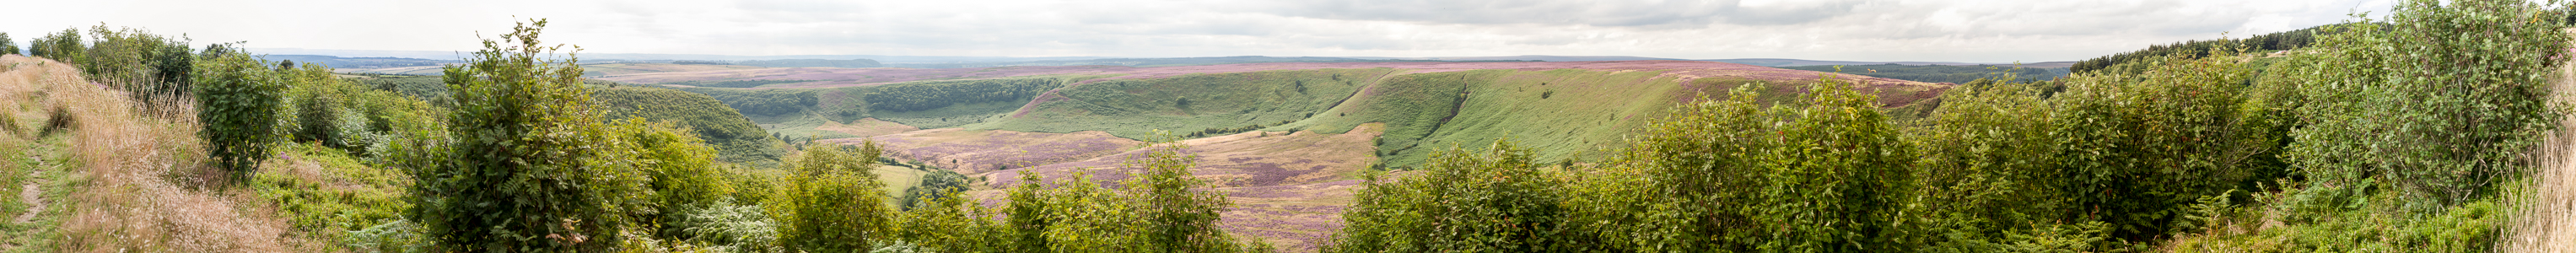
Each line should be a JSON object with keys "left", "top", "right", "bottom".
{"left": 0, "top": 0, "right": 2403, "bottom": 62}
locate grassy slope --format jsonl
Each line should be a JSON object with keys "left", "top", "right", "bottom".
{"left": 595, "top": 87, "right": 789, "bottom": 168}
{"left": 981, "top": 67, "right": 1889, "bottom": 168}
{"left": 725, "top": 66, "right": 1937, "bottom": 169}
{"left": 973, "top": 68, "right": 1397, "bottom": 138}
{"left": 1289, "top": 69, "right": 1770, "bottom": 168}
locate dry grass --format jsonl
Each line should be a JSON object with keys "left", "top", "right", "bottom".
{"left": 0, "top": 55, "right": 321, "bottom": 252}
{"left": 2503, "top": 28, "right": 2576, "bottom": 253}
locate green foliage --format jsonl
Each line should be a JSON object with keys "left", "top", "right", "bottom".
{"left": 1780, "top": 64, "right": 2067, "bottom": 83}
{"left": 595, "top": 87, "right": 785, "bottom": 167}
{"left": 1619, "top": 76, "right": 1913, "bottom": 251}
{"left": 621, "top": 120, "right": 733, "bottom": 240}
{"left": 290, "top": 64, "right": 353, "bottom": 148}
{"left": 671, "top": 204, "right": 780, "bottom": 252}
{"left": 2280, "top": 0, "right": 2569, "bottom": 207}
{"left": 1119, "top": 134, "right": 1239, "bottom": 252}
{"left": 899, "top": 167, "right": 969, "bottom": 210}
{"left": 251, "top": 143, "right": 416, "bottom": 250}
{"left": 984, "top": 69, "right": 1378, "bottom": 138}
{"left": 398, "top": 19, "right": 652, "bottom": 252}
{"left": 776, "top": 141, "right": 896, "bottom": 252}
{"left": 2072, "top": 24, "right": 2353, "bottom": 73}
{"left": 1328, "top": 140, "right": 1573, "bottom": 252}
{"left": 2045, "top": 48, "right": 2284, "bottom": 240}
{"left": 889, "top": 181, "right": 1005, "bottom": 253}
{"left": 29, "top": 28, "right": 83, "bottom": 69}
{"left": 0, "top": 32, "right": 18, "bottom": 56}
{"left": 1898, "top": 78, "right": 2108, "bottom": 250}
{"left": 75, "top": 24, "right": 199, "bottom": 101}
{"left": 358, "top": 76, "right": 456, "bottom": 106}
{"left": 674, "top": 88, "right": 816, "bottom": 116}
{"left": 864, "top": 78, "right": 1063, "bottom": 112}
{"left": 984, "top": 135, "right": 1264, "bottom": 253}
{"left": 192, "top": 43, "right": 286, "bottom": 182}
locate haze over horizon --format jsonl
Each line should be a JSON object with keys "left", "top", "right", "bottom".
{"left": 2, "top": 0, "right": 2394, "bottom": 62}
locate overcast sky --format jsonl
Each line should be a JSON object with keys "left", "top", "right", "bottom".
{"left": 0, "top": 0, "right": 2395, "bottom": 62}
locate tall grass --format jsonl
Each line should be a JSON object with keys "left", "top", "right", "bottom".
{"left": 0, "top": 55, "right": 319, "bottom": 252}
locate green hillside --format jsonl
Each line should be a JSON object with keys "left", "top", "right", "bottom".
{"left": 1270, "top": 70, "right": 1830, "bottom": 168}
{"left": 594, "top": 87, "right": 789, "bottom": 168}
{"left": 668, "top": 67, "right": 1943, "bottom": 169}
{"left": 971, "top": 69, "right": 1396, "bottom": 137}
{"left": 1780, "top": 64, "right": 2067, "bottom": 83}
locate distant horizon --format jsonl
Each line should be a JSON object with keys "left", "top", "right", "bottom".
{"left": 246, "top": 47, "right": 2084, "bottom": 65}
{"left": 3, "top": 0, "right": 2388, "bottom": 63}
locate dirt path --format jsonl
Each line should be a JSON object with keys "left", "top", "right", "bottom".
{"left": 13, "top": 159, "right": 37, "bottom": 224}
{"left": 3, "top": 155, "right": 42, "bottom": 251}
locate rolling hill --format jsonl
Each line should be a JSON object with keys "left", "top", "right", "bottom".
{"left": 594, "top": 60, "right": 1948, "bottom": 250}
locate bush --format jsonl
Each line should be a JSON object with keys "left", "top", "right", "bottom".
{"left": 1609, "top": 75, "right": 1912, "bottom": 251}
{"left": 192, "top": 44, "right": 285, "bottom": 182}
{"left": 1328, "top": 140, "right": 1572, "bottom": 252}
{"left": 398, "top": 19, "right": 652, "bottom": 252}
{"left": 2280, "top": 0, "right": 2570, "bottom": 207}
{"left": 291, "top": 64, "right": 350, "bottom": 148}
{"left": 989, "top": 134, "right": 1264, "bottom": 253}
{"left": 620, "top": 119, "right": 732, "bottom": 239}
{"left": 776, "top": 141, "right": 895, "bottom": 252}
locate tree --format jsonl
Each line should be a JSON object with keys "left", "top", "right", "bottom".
{"left": 400, "top": 19, "right": 649, "bottom": 252}
{"left": 0, "top": 32, "right": 18, "bottom": 56}
{"left": 191, "top": 43, "right": 284, "bottom": 183}
{"left": 29, "top": 28, "right": 82, "bottom": 65}
{"left": 2282, "top": 0, "right": 2570, "bottom": 207}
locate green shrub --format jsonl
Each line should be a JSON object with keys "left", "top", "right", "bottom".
{"left": 618, "top": 119, "right": 732, "bottom": 239}
{"left": 2280, "top": 0, "right": 2569, "bottom": 207}
{"left": 398, "top": 19, "right": 652, "bottom": 252}
{"left": 1328, "top": 140, "right": 1572, "bottom": 252}
{"left": 1609, "top": 75, "right": 1912, "bottom": 251}
{"left": 672, "top": 204, "right": 779, "bottom": 252}
{"left": 985, "top": 134, "right": 1263, "bottom": 253}
{"left": 2044, "top": 48, "right": 2282, "bottom": 240}
{"left": 0, "top": 32, "right": 18, "bottom": 56}
{"left": 291, "top": 64, "right": 349, "bottom": 148}
{"left": 890, "top": 181, "right": 1005, "bottom": 253}
{"left": 776, "top": 141, "right": 895, "bottom": 252}
{"left": 192, "top": 44, "right": 285, "bottom": 182}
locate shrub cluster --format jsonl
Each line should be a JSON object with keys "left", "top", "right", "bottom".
{"left": 1328, "top": 2, "right": 2566, "bottom": 251}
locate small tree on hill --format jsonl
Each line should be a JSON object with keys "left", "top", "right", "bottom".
{"left": 191, "top": 43, "right": 283, "bottom": 184}
{"left": 400, "top": 19, "right": 649, "bottom": 252}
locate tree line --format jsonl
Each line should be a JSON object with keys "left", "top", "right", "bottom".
{"left": 1330, "top": 1, "right": 2567, "bottom": 252}
{"left": 2070, "top": 24, "right": 2358, "bottom": 73}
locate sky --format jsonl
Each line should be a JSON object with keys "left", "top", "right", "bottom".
{"left": 0, "top": 0, "right": 2397, "bottom": 62}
